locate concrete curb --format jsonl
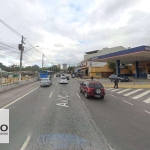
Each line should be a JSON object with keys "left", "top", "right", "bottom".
{"left": 75, "top": 78, "right": 150, "bottom": 89}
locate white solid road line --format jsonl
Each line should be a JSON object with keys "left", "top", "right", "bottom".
{"left": 143, "top": 97, "right": 150, "bottom": 103}
{"left": 117, "top": 89, "right": 131, "bottom": 94}
{"left": 77, "top": 93, "right": 80, "bottom": 99}
{"left": 1, "top": 87, "right": 39, "bottom": 109}
{"left": 49, "top": 92, "right": 53, "bottom": 98}
{"left": 111, "top": 89, "right": 121, "bottom": 92}
{"left": 124, "top": 89, "right": 143, "bottom": 96}
{"left": 132, "top": 90, "right": 150, "bottom": 99}
{"left": 123, "top": 100, "right": 133, "bottom": 105}
{"left": 20, "top": 135, "right": 31, "bottom": 150}
{"left": 144, "top": 110, "right": 150, "bottom": 114}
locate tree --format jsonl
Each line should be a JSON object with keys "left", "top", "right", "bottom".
{"left": 108, "top": 63, "right": 116, "bottom": 72}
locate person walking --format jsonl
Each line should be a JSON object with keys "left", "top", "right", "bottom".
{"left": 91, "top": 76, "right": 94, "bottom": 81}
{"left": 114, "top": 77, "right": 119, "bottom": 89}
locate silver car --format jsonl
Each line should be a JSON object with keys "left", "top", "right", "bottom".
{"left": 40, "top": 78, "right": 52, "bottom": 87}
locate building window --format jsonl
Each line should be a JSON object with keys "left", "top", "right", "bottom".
{"left": 95, "top": 72, "right": 101, "bottom": 76}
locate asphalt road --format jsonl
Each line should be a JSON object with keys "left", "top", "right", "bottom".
{"left": 0, "top": 77, "right": 150, "bottom": 150}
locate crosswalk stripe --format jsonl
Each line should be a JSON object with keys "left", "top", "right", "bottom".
{"left": 124, "top": 89, "right": 143, "bottom": 96}
{"left": 117, "top": 89, "right": 131, "bottom": 94}
{"left": 143, "top": 98, "right": 150, "bottom": 103}
{"left": 132, "top": 90, "right": 150, "bottom": 99}
{"left": 111, "top": 89, "right": 121, "bottom": 92}
{"left": 106, "top": 88, "right": 113, "bottom": 90}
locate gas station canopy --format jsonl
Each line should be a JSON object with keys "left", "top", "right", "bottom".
{"left": 90, "top": 46, "right": 150, "bottom": 63}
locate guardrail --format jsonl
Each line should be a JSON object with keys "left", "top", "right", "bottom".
{"left": 0, "top": 78, "right": 38, "bottom": 93}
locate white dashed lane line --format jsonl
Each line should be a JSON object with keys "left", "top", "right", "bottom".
{"left": 49, "top": 92, "right": 53, "bottom": 98}
{"left": 77, "top": 93, "right": 80, "bottom": 99}
{"left": 123, "top": 100, "right": 133, "bottom": 106}
{"left": 20, "top": 135, "right": 31, "bottom": 150}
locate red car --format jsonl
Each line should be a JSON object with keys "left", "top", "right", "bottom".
{"left": 80, "top": 81, "right": 105, "bottom": 99}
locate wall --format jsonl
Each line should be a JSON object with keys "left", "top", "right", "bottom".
{"left": 89, "top": 65, "right": 113, "bottom": 77}
{"left": 0, "top": 78, "right": 38, "bottom": 93}
{"left": 120, "top": 68, "right": 132, "bottom": 75}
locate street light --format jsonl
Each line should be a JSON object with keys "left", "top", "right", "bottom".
{"left": 23, "top": 46, "right": 39, "bottom": 53}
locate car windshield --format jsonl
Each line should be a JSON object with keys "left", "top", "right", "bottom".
{"left": 88, "top": 83, "right": 103, "bottom": 88}
{"left": 61, "top": 77, "right": 66, "bottom": 79}
{"left": 41, "top": 79, "right": 49, "bottom": 81}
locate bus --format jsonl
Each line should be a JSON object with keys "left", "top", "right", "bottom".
{"left": 39, "top": 70, "right": 53, "bottom": 80}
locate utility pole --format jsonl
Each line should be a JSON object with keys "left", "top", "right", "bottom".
{"left": 18, "top": 36, "right": 25, "bottom": 81}
{"left": 42, "top": 54, "right": 44, "bottom": 71}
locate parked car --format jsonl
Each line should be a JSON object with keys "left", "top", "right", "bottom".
{"left": 40, "top": 78, "right": 52, "bottom": 87}
{"left": 59, "top": 76, "right": 68, "bottom": 84}
{"left": 80, "top": 81, "right": 105, "bottom": 99}
{"left": 56, "top": 73, "right": 60, "bottom": 77}
{"left": 109, "top": 74, "right": 129, "bottom": 82}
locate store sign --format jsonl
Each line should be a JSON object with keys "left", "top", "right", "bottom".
{"left": 80, "top": 61, "right": 87, "bottom": 67}
{"left": 0, "top": 109, "right": 9, "bottom": 143}
{"left": 90, "top": 56, "right": 99, "bottom": 61}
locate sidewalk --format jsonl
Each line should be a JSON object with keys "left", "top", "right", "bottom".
{"left": 75, "top": 77, "right": 150, "bottom": 89}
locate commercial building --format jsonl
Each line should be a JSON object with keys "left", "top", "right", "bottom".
{"left": 57, "top": 63, "right": 61, "bottom": 69}
{"left": 62, "top": 64, "right": 67, "bottom": 70}
{"left": 89, "top": 45, "right": 150, "bottom": 79}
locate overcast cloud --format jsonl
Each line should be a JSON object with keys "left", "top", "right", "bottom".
{"left": 0, "top": 0, "right": 150, "bottom": 67}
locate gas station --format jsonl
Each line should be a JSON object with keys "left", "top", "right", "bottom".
{"left": 90, "top": 46, "right": 150, "bottom": 79}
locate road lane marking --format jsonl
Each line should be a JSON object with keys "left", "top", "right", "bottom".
{"left": 123, "top": 100, "right": 133, "bottom": 105}
{"left": 111, "top": 89, "right": 121, "bottom": 92}
{"left": 20, "top": 135, "right": 31, "bottom": 150}
{"left": 106, "top": 88, "right": 113, "bottom": 90}
{"left": 144, "top": 110, "right": 150, "bottom": 114}
{"left": 77, "top": 93, "right": 80, "bottom": 99}
{"left": 56, "top": 83, "right": 57, "bottom": 85}
{"left": 117, "top": 89, "right": 131, "bottom": 94}
{"left": 124, "top": 89, "right": 143, "bottom": 96}
{"left": 110, "top": 94, "right": 116, "bottom": 98}
{"left": 143, "top": 97, "right": 150, "bottom": 103}
{"left": 1, "top": 87, "right": 39, "bottom": 109}
{"left": 132, "top": 90, "right": 150, "bottom": 99}
{"left": 49, "top": 92, "right": 53, "bottom": 98}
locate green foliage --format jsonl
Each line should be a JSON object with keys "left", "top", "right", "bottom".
{"left": 108, "top": 62, "right": 116, "bottom": 71}
{"left": 0, "top": 62, "right": 61, "bottom": 73}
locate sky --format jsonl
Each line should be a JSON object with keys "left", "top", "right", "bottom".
{"left": 0, "top": 0, "right": 150, "bottom": 68}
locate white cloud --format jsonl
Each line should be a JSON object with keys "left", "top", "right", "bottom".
{"left": 0, "top": 0, "right": 150, "bottom": 67}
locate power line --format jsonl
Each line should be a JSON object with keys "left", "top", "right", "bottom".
{"left": 23, "top": 53, "right": 40, "bottom": 61}
{"left": 25, "top": 39, "right": 43, "bottom": 55}
{"left": 0, "top": 19, "right": 22, "bottom": 37}
{"left": 0, "top": 41, "right": 18, "bottom": 50}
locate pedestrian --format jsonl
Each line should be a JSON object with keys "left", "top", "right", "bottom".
{"left": 114, "top": 77, "right": 119, "bottom": 89}
{"left": 91, "top": 76, "right": 94, "bottom": 81}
